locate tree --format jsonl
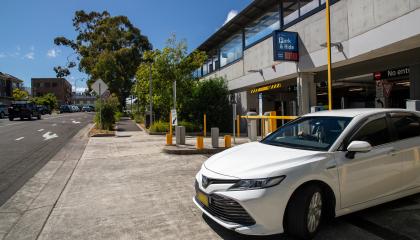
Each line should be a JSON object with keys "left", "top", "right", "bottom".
{"left": 133, "top": 35, "right": 206, "bottom": 120}
{"left": 12, "top": 88, "right": 29, "bottom": 101}
{"left": 32, "top": 93, "right": 58, "bottom": 110}
{"left": 54, "top": 10, "right": 152, "bottom": 107}
{"left": 185, "top": 77, "right": 231, "bottom": 132}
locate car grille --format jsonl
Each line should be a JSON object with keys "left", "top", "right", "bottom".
{"left": 195, "top": 181, "right": 256, "bottom": 226}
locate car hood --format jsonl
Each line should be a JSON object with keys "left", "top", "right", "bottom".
{"left": 204, "top": 142, "right": 324, "bottom": 179}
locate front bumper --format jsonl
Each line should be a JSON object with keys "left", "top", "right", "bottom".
{"left": 193, "top": 169, "right": 290, "bottom": 236}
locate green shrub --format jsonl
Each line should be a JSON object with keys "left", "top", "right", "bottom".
{"left": 134, "top": 113, "right": 145, "bottom": 124}
{"left": 179, "top": 121, "right": 200, "bottom": 132}
{"left": 95, "top": 95, "right": 120, "bottom": 130}
{"left": 150, "top": 120, "right": 169, "bottom": 132}
{"left": 114, "top": 111, "right": 123, "bottom": 122}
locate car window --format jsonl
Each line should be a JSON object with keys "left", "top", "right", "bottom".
{"left": 350, "top": 117, "right": 391, "bottom": 147}
{"left": 390, "top": 112, "right": 420, "bottom": 140}
{"left": 262, "top": 116, "right": 352, "bottom": 151}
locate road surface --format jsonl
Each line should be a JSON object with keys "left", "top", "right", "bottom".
{"left": 0, "top": 112, "right": 94, "bottom": 206}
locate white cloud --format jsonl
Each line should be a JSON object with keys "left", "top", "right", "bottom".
{"left": 24, "top": 52, "right": 35, "bottom": 60}
{"left": 30, "top": 45, "right": 35, "bottom": 51}
{"left": 0, "top": 53, "right": 6, "bottom": 58}
{"left": 223, "top": 10, "right": 238, "bottom": 25}
{"left": 47, "top": 49, "right": 61, "bottom": 58}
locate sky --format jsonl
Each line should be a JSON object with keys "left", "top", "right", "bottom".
{"left": 0, "top": 0, "right": 252, "bottom": 92}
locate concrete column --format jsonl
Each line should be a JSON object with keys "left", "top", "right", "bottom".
{"left": 410, "top": 64, "right": 420, "bottom": 100}
{"left": 297, "top": 73, "right": 316, "bottom": 115}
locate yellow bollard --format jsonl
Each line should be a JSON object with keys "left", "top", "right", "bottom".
{"left": 204, "top": 113, "right": 207, "bottom": 137}
{"left": 224, "top": 135, "right": 232, "bottom": 148}
{"left": 196, "top": 136, "right": 204, "bottom": 149}
{"left": 166, "top": 133, "right": 172, "bottom": 145}
{"left": 236, "top": 115, "right": 240, "bottom": 138}
{"left": 270, "top": 111, "right": 277, "bottom": 133}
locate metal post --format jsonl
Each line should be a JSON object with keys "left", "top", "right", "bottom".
{"left": 149, "top": 63, "right": 153, "bottom": 126}
{"left": 169, "top": 111, "right": 172, "bottom": 136}
{"left": 232, "top": 103, "right": 236, "bottom": 144}
{"left": 326, "top": 0, "right": 333, "bottom": 110}
{"left": 99, "top": 83, "right": 102, "bottom": 129}
{"left": 173, "top": 80, "right": 177, "bottom": 109}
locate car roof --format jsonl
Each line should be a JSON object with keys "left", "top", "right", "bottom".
{"left": 304, "top": 108, "right": 416, "bottom": 118}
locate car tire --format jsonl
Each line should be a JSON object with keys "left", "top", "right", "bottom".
{"left": 37, "top": 114, "right": 41, "bottom": 120}
{"left": 0, "top": 112, "right": 4, "bottom": 119}
{"left": 28, "top": 113, "right": 33, "bottom": 120}
{"left": 9, "top": 117, "right": 13, "bottom": 121}
{"left": 285, "top": 184, "right": 324, "bottom": 240}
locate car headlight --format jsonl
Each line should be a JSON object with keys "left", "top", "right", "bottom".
{"left": 228, "top": 176, "right": 286, "bottom": 191}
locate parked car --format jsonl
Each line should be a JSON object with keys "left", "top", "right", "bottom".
{"left": 70, "top": 105, "right": 80, "bottom": 112}
{"left": 8, "top": 102, "right": 41, "bottom": 121}
{"left": 0, "top": 104, "right": 8, "bottom": 119}
{"left": 37, "top": 105, "right": 51, "bottom": 115}
{"left": 82, "top": 105, "right": 93, "bottom": 112}
{"left": 59, "top": 105, "right": 72, "bottom": 113}
{"left": 194, "top": 109, "right": 420, "bottom": 239}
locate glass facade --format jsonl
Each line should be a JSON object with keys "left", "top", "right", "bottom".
{"left": 198, "top": 0, "right": 332, "bottom": 77}
{"left": 220, "top": 32, "right": 243, "bottom": 67}
{"left": 245, "top": 7, "right": 280, "bottom": 47}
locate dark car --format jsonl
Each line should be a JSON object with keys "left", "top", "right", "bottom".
{"left": 37, "top": 105, "right": 51, "bottom": 115}
{"left": 60, "top": 105, "right": 72, "bottom": 113}
{"left": 82, "top": 105, "right": 93, "bottom": 112}
{"left": 0, "top": 104, "right": 8, "bottom": 119}
{"left": 8, "top": 102, "right": 41, "bottom": 121}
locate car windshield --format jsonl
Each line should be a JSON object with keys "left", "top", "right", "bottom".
{"left": 262, "top": 116, "right": 352, "bottom": 151}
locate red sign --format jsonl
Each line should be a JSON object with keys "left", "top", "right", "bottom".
{"left": 374, "top": 72, "right": 381, "bottom": 80}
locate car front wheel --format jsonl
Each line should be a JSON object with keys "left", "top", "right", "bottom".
{"left": 286, "top": 184, "right": 324, "bottom": 239}
{"left": 37, "top": 114, "right": 41, "bottom": 120}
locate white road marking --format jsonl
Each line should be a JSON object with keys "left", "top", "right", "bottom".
{"left": 52, "top": 123, "right": 57, "bottom": 126}
{"left": 15, "top": 137, "right": 24, "bottom": 141}
{"left": 38, "top": 129, "right": 44, "bottom": 132}
{"left": 72, "top": 120, "right": 81, "bottom": 124}
{"left": 42, "top": 132, "right": 58, "bottom": 141}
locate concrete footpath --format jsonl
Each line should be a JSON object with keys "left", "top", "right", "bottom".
{"left": 28, "top": 120, "right": 221, "bottom": 240}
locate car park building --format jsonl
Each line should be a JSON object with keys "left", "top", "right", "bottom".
{"left": 31, "top": 78, "right": 72, "bottom": 106}
{"left": 195, "top": 0, "right": 420, "bottom": 129}
{"left": 0, "top": 72, "right": 23, "bottom": 105}
{"left": 72, "top": 93, "right": 96, "bottom": 106}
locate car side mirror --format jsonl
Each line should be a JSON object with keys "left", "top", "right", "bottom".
{"left": 346, "top": 141, "right": 372, "bottom": 159}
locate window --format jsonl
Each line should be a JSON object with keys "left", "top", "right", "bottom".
{"left": 245, "top": 7, "right": 280, "bottom": 47}
{"left": 45, "top": 82, "right": 51, "bottom": 88}
{"left": 390, "top": 113, "right": 420, "bottom": 140}
{"left": 52, "top": 82, "right": 58, "bottom": 87}
{"left": 262, "top": 116, "right": 352, "bottom": 151}
{"left": 350, "top": 117, "right": 391, "bottom": 147}
{"left": 220, "top": 32, "right": 243, "bottom": 67}
{"left": 283, "top": 1, "right": 299, "bottom": 25}
{"left": 300, "top": 0, "right": 320, "bottom": 15}
{"left": 283, "top": 0, "right": 322, "bottom": 26}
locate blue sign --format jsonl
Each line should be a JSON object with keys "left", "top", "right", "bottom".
{"left": 273, "top": 31, "right": 299, "bottom": 62}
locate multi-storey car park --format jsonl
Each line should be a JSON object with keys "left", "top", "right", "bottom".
{"left": 193, "top": 0, "right": 420, "bottom": 132}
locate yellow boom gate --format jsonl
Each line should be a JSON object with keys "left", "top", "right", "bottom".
{"left": 240, "top": 111, "right": 297, "bottom": 138}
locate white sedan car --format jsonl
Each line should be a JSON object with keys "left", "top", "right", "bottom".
{"left": 193, "top": 109, "right": 420, "bottom": 239}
